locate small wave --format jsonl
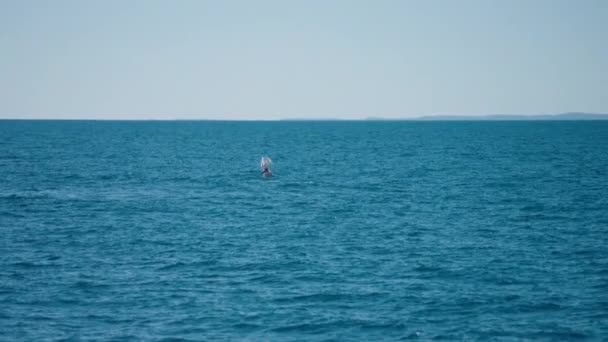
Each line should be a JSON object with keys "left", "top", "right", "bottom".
{"left": 528, "top": 329, "right": 590, "bottom": 340}
{"left": 11, "top": 261, "right": 47, "bottom": 269}
{"left": 231, "top": 322, "right": 263, "bottom": 331}
{"left": 279, "top": 182, "right": 307, "bottom": 189}
{"left": 274, "top": 292, "right": 385, "bottom": 304}
{"left": 97, "top": 174, "right": 118, "bottom": 181}
{"left": 0, "top": 211, "right": 26, "bottom": 218}
{"left": 157, "top": 337, "right": 199, "bottom": 342}
{"left": 516, "top": 301, "right": 564, "bottom": 313}
{"left": 269, "top": 322, "right": 332, "bottom": 333}
{"left": 72, "top": 280, "right": 111, "bottom": 290}
{"left": 268, "top": 318, "right": 397, "bottom": 334}
{"left": 413, "top": 264, "right": 443, "bottom": 273}
{"left": 157, "top": 260, "right": 218, "bottom": 271}
{"left": 279, "top": 293, "right": 352, "bottom": 303}
{"left": 0, "top": 192, "right": 49, "bottom": 201}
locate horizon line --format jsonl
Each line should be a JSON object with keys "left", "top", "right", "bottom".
{"left": 1, "top": 112, "right": 608, "bottom": 121}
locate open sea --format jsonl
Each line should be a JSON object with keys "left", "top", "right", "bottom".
{"left": 1, "top": 120, "right": 607, "bottom": 341}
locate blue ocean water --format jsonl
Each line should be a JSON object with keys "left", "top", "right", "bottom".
{"left": 1, "top": 120, "right": 607, "bottom": 341}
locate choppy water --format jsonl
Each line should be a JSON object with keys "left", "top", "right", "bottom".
{"left": 1, "top": 120, "right": 607, "bottom": 341}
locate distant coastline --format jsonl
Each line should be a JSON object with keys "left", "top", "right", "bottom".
{"left": 285, "top": 112, "right": 608, "bottom": 121}
{"left": 366, "top": 112, "right": 608, "bottom": 121}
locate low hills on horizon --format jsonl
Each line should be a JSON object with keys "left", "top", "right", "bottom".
{"left": 282, "top": 112, "right": 608, "bottom": 121}
{"left": 365, "top": 112, "right": 608, "bottom": 121}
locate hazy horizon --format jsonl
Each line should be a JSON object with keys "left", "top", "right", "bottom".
{"left": 2, "top": 0, "right": 607, "bottom": 120}
{"left": 2, "top": 112, "right": 608, "bottom": 121}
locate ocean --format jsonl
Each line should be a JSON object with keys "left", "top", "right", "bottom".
{"left": 1, "top": 120, "right": 607, "bottom": 340}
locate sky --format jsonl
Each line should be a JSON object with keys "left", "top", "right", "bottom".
{"left": 1, "top": 0, "right": 607, "bottom": 120}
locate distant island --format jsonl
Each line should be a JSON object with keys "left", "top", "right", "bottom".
{"left": 280, "top": 113, "right": 608, "bottom": 121}
{"left": 365, "top": 112, "right": 608, "bottom": 121}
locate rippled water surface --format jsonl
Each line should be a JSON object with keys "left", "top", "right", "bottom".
{"left": 1, "top": 120, "right": 607, "bottom": 340}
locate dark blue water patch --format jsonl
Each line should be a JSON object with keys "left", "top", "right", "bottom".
{"left": 0, "top": 120, "right": 607, "bottom": 340}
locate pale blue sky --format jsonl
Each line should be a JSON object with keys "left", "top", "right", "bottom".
{"left": 1, "top": 0, "right": 606, "bottom": 119}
